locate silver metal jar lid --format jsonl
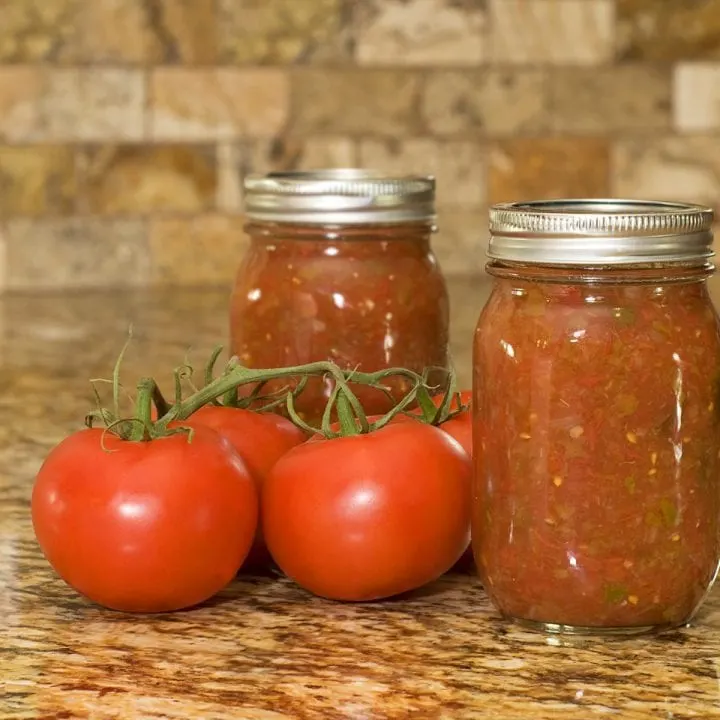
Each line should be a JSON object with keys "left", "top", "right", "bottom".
{"left": 489, "top": 199, "right": 715, "bottom": 265}
{"left": 244, "top": 169, "right": 436, "bottom": 225}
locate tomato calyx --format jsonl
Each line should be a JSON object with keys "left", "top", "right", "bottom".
{"left": 284, "top": 366, "right": 423, "bottom": 439}
{"left": 408, "top": 369, "right": 470, "bottom": 427}
{"left": 286, "top": 366, "right": 464, "bottom": 440}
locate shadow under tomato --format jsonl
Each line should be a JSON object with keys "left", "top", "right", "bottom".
{"left": 448, "top": 553, "right": 476, "bottom": 575}
{"left": 370, "top": 576, "right": 484, "bottom": 605}
{"left": 236, "top": 562, "right": 280, "bottom": 578}
{"left": 156, "top": 574, "right": 285, "bottom": 614}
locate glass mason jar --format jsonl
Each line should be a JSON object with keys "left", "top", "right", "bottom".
{"left": 230, "top": 170, "right": 450, "bottom": 423}
{"left": 473, "top": 199, "right": 720, "bottom": 635}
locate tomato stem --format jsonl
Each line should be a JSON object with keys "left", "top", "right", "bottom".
{"left": 415, "top": 383, "right": 441, "bottom": 421}
{"left": 153, "top": 360, "right": 411, "bottom": 434}
{"left": 289, "top": 366, "right": 452, "bottom": 440}
{"left": 151, "top": 383, "right": 171, "bottom": 417}
{"left": 112, "top": 329, "right": 133, "bottom": 421}
{"left": 91, "top": 335, "right": 437, "bottom": 443}
{"left": 204, "top": 346, "right": 225, "bottom": 407}
{"left": 335, "top": 393, "right": 359, "bottom": 436}
{"left": 129, "top": 378, "right": 157, "bottom": 442}
{"left": 406, "top": 368, "right": 469, "bottom": 426}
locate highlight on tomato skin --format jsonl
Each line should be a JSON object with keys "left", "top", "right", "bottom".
{"left": 261, "top": 421, "right": 472, "bottom": 603}
{"left": 31, "top": 426, "right": 259, "bottom": 613}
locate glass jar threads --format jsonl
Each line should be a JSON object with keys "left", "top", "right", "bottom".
{"left": 473, "top": 199, "right": 720, "bottom": 635}
{"left": 230, "top": 170, "right": 450, "bottom": 422}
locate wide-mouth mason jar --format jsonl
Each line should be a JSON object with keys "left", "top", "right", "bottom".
{"left": 230, "top": 169, "right": 449, "bottom": 423}
{"left": 473, "top": 199, "right": 720, "bottom": 635}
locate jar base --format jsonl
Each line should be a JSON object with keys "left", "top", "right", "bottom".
{"left": 509, "top": 616, "right": 681, "bottom": 638}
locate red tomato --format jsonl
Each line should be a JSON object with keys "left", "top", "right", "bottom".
{"left": 263, "top": 422, "right": 472, "bottom": 601}
{"left": 186, "top": 406, "right": 305, "bottom": 570}
{"left": 32, "top": 427, "right": 258, "bottom": 612}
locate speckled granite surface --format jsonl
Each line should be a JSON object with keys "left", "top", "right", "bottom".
{"left": 3, "top": 277, "right": 720, "bottom": 719}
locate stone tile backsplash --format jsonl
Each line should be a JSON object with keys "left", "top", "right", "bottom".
{"left": 0, "top": 0, "right": 718, "bottom": 290}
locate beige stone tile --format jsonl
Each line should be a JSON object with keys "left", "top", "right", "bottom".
{"left": 219, "top": 0, "right": 350, "bottom": 64}
{"left": 43, "top": 69, "right": 145, "bottom": 141}
{"left": 5, "top": 218, "right": 150, "bottom": 290}
{"left": 0, "top": 67, "right": 45, "bottom": 142}
{"left": 242, "top": 137, "right": 357, "bottom": 174}
{"left": 0, "top": 227, "right": 7, "bottom": 292}
{"left": 424, "top": 70, "right": 549, "bottom": 137}
{"left": 151, "top": 0, "right": 217, "bottom": 63}
{"left": 612, "top": 137, "right": 720, "bottom": 210}
{"left": 490, "top": 0, "right": 614, "bottom": 65}
{"left": 0, "top": 0, "right": 78, "bottom": 61}
{"left": 618, "top": 0, "right": 720, "bottom": 61}
{"left": 674, "top": 63, "right": 720, "bottom": 132}
{"left": 218, "top": 138, "right": 356, "bottom": 212}
{"left": 290, "top": 70, "right": 422, "bottom": 136}
{"left": 149, "top": 215, "right": 249, "bottom": 287}
{"left": 358, "top": 138, "right": 486, "bottom": 206}
{"left": 71, "top": 0, "right": 215, "bottom": 63}
{"left": 72, "top": 0, "right": 151, "bottom": 62}
{"left": 0, "top": 146, "right": 76, "bottom": 218}
{"left": 489, "top": 137, "right": 610, "bottom": 204}
{"left": 354, "top": 0, "right": 486, "bottom": 66}
{"left": 433, "top": 206, "right": 488, "bottom": 276}
{"left": 78, "top": 145, "right": 217, "bottom": 216}
{"left": 216, "top": 144, "right": 244, "bottom": 215}
{"left": 151, "top": 68, "right": 289, "bottom": 141}
{"left": 550, "top": 66, "right": 671, "bottom": 133}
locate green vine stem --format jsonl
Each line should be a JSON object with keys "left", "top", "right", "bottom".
{"left": 151, "top": 383, "right": 171, "bottom": 417}
{"left": 285, "top": 365, "right": 445, "bottom": 440}
{"left": 128, "top": 378, "right": 156, "bottom": 442}
{"left": 154, "top": 360, "right": 419, "bottom": 432}
{"left": 402, "top": 366, "right": 470, "bottom": 426}
{"left": 88, "top": 334, "right": 464, "bottom": 444}
{"left": 199, "top": 347, "right": 308, "bottom": 412}
{"left": 89, "top": 340, "right": 426, "bottom": 443}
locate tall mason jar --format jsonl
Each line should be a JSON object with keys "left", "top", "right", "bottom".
{"left": 230, "top": 170, "right": 450, "bottom": 423}
{"left": 473, "top": 199, "right": 720, "bottom": 635}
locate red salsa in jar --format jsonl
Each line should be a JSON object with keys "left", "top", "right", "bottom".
{"left": 473, "top": 199, "right": 720, "bottom": 634}
{"left": 231, "top": 171, "right": 449, "bottom": 422}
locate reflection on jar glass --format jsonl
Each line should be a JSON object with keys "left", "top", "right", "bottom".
{"left": 230, "top": 170, "right": 449, "bottom": 423}
{"left": 473, "top": 199, "right": 720, "bottom": 635}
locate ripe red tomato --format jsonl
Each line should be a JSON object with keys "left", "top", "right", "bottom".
{"left": 263, "top": 422, "right": 472, "bottom": 601}
{"left": 185, "top": 406, "right": 305, "bottom": 569}
{"left": 32, "top": 426, "right": 258, "bottom": 612}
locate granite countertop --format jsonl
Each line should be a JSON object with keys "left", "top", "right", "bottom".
{"left": 3, "top": 277, "right": 720, "bottom": 720}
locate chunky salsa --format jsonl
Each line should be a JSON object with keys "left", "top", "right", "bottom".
{"left": 473, "top": 271, "right": 720, "bottom": 631}
{"left": 230, "top": 222, "right": 449, "bottom": 422}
